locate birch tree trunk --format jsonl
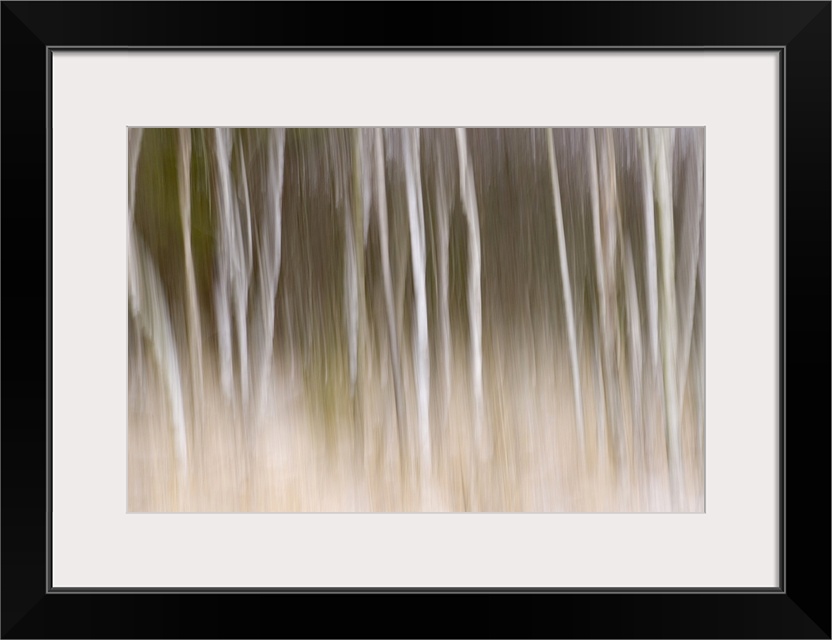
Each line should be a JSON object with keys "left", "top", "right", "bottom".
{"left": 455, "top": 128, "right": 485, "bottom": 453}
{"left": 639, "top": 128, "right": 662, "bottom": 462}
{"left": 344, "top": 141, "right": 358, "bottom": 396}
{"left": 434, "top": 141, "right": 452, "bottom": 431}
{"left": 361, "top": 129, "right": 374, "bottom": 248}
{"left": 677, "top": 130, "right": 704, "bottom": 408}
{"left": 128, "top": 128, "right": 188, "bottom": 480}
{"left": 213, "top": 128, "right": 236, "bottom": 404}
{"left": 589, "top": 128, "right": 625, "bottom": 470}
{"left": 374, "top": 128, "right": 407, "bottom": 460}
{"left": 624, "top": 237, "right": 645, "bottom": 492}
{"left": 640, "top": 129, "right": 661, "bottom": 371}
{"left": 211, "top": 129, "right": 254, "bottom": 411}
{"left": 349, "top": 127, "right": 369, "bottom": 461}
{"left": 587, "top": 129, "right": 609, "bottom": 458}
{"left": 234, "top": 134, "right": 253, "bottom": 409}
{"left": 651, "top": 128, "right": 683, "bottom": 505}
{"left": 696, "top": 228, "right": 705, "bottom": 464}
{"left": 403, "top": 127, "right": 431, "bottom": 471}
{"left": 546, "top": 128, "right": 586, "bottom": 455}
{"left": 253, "top": 128, "right": 286, "bottom": 417}
{"left": 177, "top": 128, "right": 204, "bottom": 425}
{"left": 128, "top": 128, "right": 143, "bottom": 226}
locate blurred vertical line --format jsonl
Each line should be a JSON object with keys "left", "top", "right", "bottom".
{"left": 213, "top": 128, "right": 235, "bottom": 404}
{"left": 587, "top": 128, "right": 609, "bottom": 460}
{"left": 624, "top": 237, "right": 646, "bottom": 498}
{"left": 677, "top": 130, "right": 704, "bottom": 417}
{"left": 403, "top": 127, "right": 431, "bottom": 471}
{"left": 546, "top": 128, "right": 585, "bottom": 456}
{"left": 639, "top": 128, "right": 661, "bottom": 371}
{"left": 177, "top": 128, "right": 204, "bottom": 453}
{"left": 638, "top": 127, "right": 663, "bottom": 491}
{"left": 434, "top": 134, "right": 452, "bottom": 434}
{"left": 374, "top": 128, "right": 406, "bottom": 462}
{"left": 652, "top": 128, "right": 683, "bottom": 506}
{"left": 455, "top": 128, "right": 486, "bottom": 456}
{"left": 127, "top": 128, "right": 188, "bottom": 486}
{"left": 252, "top": 128, "right": 286, "bottom": 418}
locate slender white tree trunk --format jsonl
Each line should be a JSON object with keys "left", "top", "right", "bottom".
{"left": 234, "top": 136, "right": 253, "bottom": 408}
{"left": 546, "top": 128, "right": 586, "bottom": 455}
{"left": 345, "top": 128, "right": 369, "bottom": 464}
{"left": 253, "top": 128, "right": 286, "bottom": 416}
{"left": 362, "top": 129, "right": 374, "bottom": 248}
{"left": 623, "top": 237, "right": 645, "bottom": 493}
{"left": 403, "top": 128, "right": 431, "bottom": 471}
{"left": 213, "top": 129, "right": 254, "bottom": 409}
{"left": 640, "top": 129, "right": 661, "bottom": 371}
{"left": 434, "top": 144, "right": 452, "bottom": 429}
{"left": 130, "top": 236, "right": 189, "bottom": 481}
{"left": 345, "top": 173, "right": 359, "bottom": 397}
{"left": 177, "top": 128, "right": 204, "bottom": 422}
{"left": 639, "top": 128, "right": 663, "bottom": 468}
{"left": 343, "top": 129, "right": 368, "bottom": 404}
{"left": 696, "top": 229, "right": 705, "bottom": 463}
{"left": 587, "top": 129, "right": 609, "bottom": 457}
{"left": 374, "top": 128, "right": 407, "bottom": 460}
{"left": 455, "top": 128, "right": 485, "bottom": 452}
{"left": 651, "top": 128, "right": 683, "bottom": 505}
{"left": 214, "top": 128, "right": 236, "bottom": 403}
{"left": 128, "top": 128, "right": 143, "bottom": 227}
{"left": 677, "top": 130, "right": 704, "bottom": 407}
{"left": 589, "top": 128, "right": 625, "bottom": 470}
{"left": 128, "top": 128, "right": 188, "bottom": 480}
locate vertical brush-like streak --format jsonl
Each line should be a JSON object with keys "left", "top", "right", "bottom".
{"left": 598, "top": 129, "right": 626, "bottom": 471}
{"left": 696, "top": 218, "right": 705, "bottom": 463}
{"left": 234, "top": 133, "right": 253, "bottom": 408}
{"left": 375, "top": 128, "right": 407, "bottom": 459}
{"left": 127, "top": 128, "right": 144, "bottom": 312}
{"left": 640, "top": 129, "right": 661, "bottom": 371}
{"left": 362, "top": 129, "right": 373, "bottom": 247}
{"left": 214, "top": 128, "right": 236, "bottom": 403}
{"left": 392, "top": 135, "right": 410, "bottom": 396}
{"left": 131, "top": 238, "right": 189, "bottom": 481}
{"left": 127, "top": 128, "right": 188, "bottom": 479}
{"left": 639, "top": 128, "right": 663, "bottom": 472}
{"left": 212, "top": 129, "right": 254, "bottom": 410}
{"left": 677, "top": 130, "right": 704, "bottom": 408}
{"left": 345, "top": 165, "right": 359, "bottom": 395}
{"left": 404, "top": 128, "right": 431, "bottom": 470}
{"left": 652, "top": 128, "right": 683, "bottom": 505}
{"left": 455, "top": 128, "right": 485, "bottom": 452}
{"left": 253, "top": 128, "right": 286, "bottom": 415}
{"left": 127, "top": 129, "right": 143, "bottom": 398}
{"left": 587, "top": 129, "right": 609, "bottom": 458}
{"left": 624, "top": 238, "right": 645, "bottom": 492}
{"left": 546, "top": 128, "right": 586, "bottom": 455}
{"left": 434, "top": 139, "right": 452, "bottom": 430}
{"left": 177, "top": 128, "right": 204, "bottom": 423}
{"left": 591, "top": 307, "right": 607, "bottom": 456}
{"left": 128, "top": 128, "right": 143, "bottom": 226}
{"left": 350, "top": 128, "right": 369, "bottom": 461}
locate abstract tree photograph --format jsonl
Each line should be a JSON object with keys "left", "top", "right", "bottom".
{"left": 128, "top": 127, "right": 704, "bottom": 513}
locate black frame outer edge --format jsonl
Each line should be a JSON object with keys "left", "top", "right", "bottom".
{"left": 1, "top": 2, "right": 829, "bottom": 639}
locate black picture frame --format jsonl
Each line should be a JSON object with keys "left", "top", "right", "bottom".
{"left": 2, "top": 2, "right": 829, "bottom": 638}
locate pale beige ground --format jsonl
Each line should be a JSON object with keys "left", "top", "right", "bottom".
{"left": 128, "top": 333, "right": 704, "bottom": 513}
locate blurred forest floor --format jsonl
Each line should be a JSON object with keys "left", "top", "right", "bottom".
{"left": 128, "top": 329, "right": 704, "bottom": 513}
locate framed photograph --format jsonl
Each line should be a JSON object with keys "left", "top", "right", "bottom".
{"left": 3, "top": 2, "right": 828, "bottom": 637}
